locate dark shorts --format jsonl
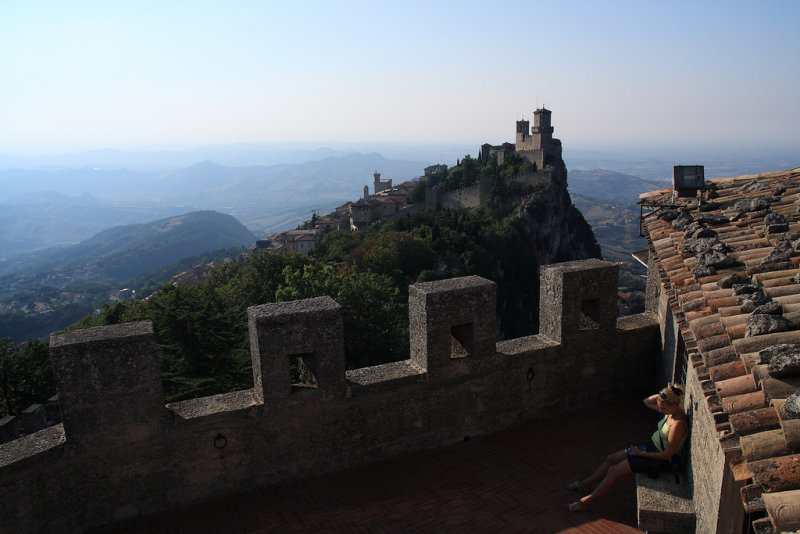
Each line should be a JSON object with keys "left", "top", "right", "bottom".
{"left": 626, "top": 440, "right": 663, "bottom": 473}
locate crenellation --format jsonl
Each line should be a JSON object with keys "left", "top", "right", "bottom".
{"left": 409, "top": 275, "right": 497, "bottom": 381}
{"left": 248, "top": 295, "right": 346, "bottom": 401}
{"left": 0, "top": 415, "right": 18, "bottom": 443}
{"left": 49, "top": 321, "right": 165, "bottom": 449}
{"left": 539, "top": 258, "right": 619, "bottom": 346}
{"left": 0, "top": 259, "right": 662, "bottom": 533}
{"left": 21, "top": 404, "right": 45, "bottom": 433}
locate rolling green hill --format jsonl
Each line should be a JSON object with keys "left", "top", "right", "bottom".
{"left": 0, "top": 210, "right": 256, "bottom": 281}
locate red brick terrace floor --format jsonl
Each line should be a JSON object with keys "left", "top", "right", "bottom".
{"left": 100, "top": 394, "right": 654, "bottom": 534}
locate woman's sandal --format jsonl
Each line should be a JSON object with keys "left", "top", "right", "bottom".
{"left": 566, "top": 481, "right": 590, "bottom": 493}
{"left": 565, "top": 500, "right": 589, "bottom": 512}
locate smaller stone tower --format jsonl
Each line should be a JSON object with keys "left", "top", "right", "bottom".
{"left": 515, "top": 119, "right": 530, "bottom": 146}
{"left": 374, "top": 171, "right": 392, "bottom": 194}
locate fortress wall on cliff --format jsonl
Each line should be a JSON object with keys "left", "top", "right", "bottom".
{"left": 0, "top": 259, "right": 660, "bottom": 533}
{"left": 439, "top": 182, "right": 483, "bottom": 210}
{"left": 431, "top": 169, "right": 555, "bottom": 212}
{"left": 516, "top": 169, "right": 555, "bottom": 189}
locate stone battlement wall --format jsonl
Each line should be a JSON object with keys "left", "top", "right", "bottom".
{"left": 0, "top": 259, "right": 660, "bottom": 534}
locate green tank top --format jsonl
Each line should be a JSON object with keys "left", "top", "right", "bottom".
{"left": 652, "top": 415, "right": 687, "bottom": 454}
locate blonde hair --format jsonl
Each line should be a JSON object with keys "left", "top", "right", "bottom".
{"left": 659, "top": 384, "right": 684, "bottom": 406}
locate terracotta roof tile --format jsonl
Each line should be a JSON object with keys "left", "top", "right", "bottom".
{"left": 740, "top": 428, "right": 793, "bottom": 462}
{"left": 764, "top": 489, "right": 800, "bottom": 532}
{"left": 722, "top": 390, "right": 768, "bottom": 414}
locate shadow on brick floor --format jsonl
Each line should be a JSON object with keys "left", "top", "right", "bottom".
{"left": 100, "top": 393, "right": 655, "bottom": 533}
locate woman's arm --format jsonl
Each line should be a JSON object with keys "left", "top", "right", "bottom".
{"left": 643, "top": 394, "right": 660, "bottom": 412}
{"left": 631, "top": 420, "right": 687, "bottom": 461}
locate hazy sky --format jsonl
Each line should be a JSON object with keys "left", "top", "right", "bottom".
{"left": 1, "top": 1, "right": 798, "bottom": 155}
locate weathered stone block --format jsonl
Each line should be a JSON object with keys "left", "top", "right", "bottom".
{"left": 49, "top": 321, "right": 164, "bottom": 448}
{"left": 539, "top": 259, "right": 618, "bottom": 345}
{"left": 0, "top": 415, "right": 18, "bottom": 444}
{"left": 636, "top": 472, "right": 696, "bottom": 533}
{"left": 21, "top": 404, "right": 44, "bottom": 433}
{"left": 248, "top": 296, "right": 346, "bottom": 402}
{"left": 408, "top": 276, "right": 496, "bottom": 381}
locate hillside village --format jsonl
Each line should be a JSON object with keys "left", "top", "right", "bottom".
{"left": 249, "top": 108, "right": 563, "bottom": 257}
{"left": 246, "top": 168, "right": 429, "bottom": 256}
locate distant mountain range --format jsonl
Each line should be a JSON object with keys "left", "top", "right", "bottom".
{"left": 0, "top": 210, "right": 255, "bottom": 281}
{"left": 0, "top": 142, "right": 474, "bottom": 171}
{"left": 0, "top": 152, "right": 429, "bottom": 258}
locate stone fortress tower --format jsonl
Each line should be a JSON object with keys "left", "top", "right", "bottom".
{"left": 373, "top": 171, "right": 392, "bottom": 194}
{"left": 481, "top": 108, "right": 562, "bottom": 169}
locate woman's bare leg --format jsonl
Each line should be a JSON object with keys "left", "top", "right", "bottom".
{"left": 580, "top": 449, "right": 627, "bottom": 487}
{"left": 580, "top": 458, "right": 633, "bottom": 506}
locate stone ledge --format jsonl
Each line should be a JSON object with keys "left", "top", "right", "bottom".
{"left": 0, "top": 424, "right": 66, "bottom": 471}
{"left": 496, "top": 334, "right": 559, "bottom": 357}
{"left": 617, "top": 312, "right": 659, "bottom": 330}
{"left": 636, "top": 471, "right": 695, "bottom": 533}
{"left": 167, "top": 389, "right": 260, "bottom": 420}
{"left": 346, "top": 360, "right": 427, "bottom": 394}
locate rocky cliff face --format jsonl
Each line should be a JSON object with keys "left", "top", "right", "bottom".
{"left": 495, "top": 160, "right": 601, "bottom": 338}
{"left": 519, "top": 160, "right": 600, "bottom": 264}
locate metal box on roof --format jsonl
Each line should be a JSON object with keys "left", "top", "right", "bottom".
{"left": 673, "top": 165, "right": 705, "bottom": 197}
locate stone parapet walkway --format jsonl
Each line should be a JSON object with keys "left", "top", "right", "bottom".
{"left": 98, "top": 393, "right": 655, "bottom": 533}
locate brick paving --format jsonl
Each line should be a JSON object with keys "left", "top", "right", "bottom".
{"left": 100, "top": 394, "right": 654, "bottom": 533}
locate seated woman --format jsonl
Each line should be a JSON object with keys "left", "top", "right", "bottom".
{"left": 564, "top": 384, "right": 688, "bottom": 512}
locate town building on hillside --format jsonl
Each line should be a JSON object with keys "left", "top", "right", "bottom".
{"left": 424, "top": 164, "right": 448, "bottom": 179}
{"left": 280, "top": 230, "right": 319, "bottom": 255}
{"left": 350, "top": 177, "right": 416, "bottom": 231}
{"left": 314, "top": 214, "right": 342, "bottom": 233}
{"left": 246, "top": 238, "right": 275, "bottom": 255}
{"left": 170, "top": 262, "right": 217, "bottom": 287}
{"left": 349, "top": 197, "right": 383, "bottom": 231}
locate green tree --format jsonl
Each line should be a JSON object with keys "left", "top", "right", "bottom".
{"left": 276, "top": 264, "right": 408, "bottom": 369}
{"left": 0, "top": 338, "right": 55, "bottom": 418}
{"left": 314, "top": 230, "right": 364, "bottom": 263}
{"left": 0, "top": 338, "right": 18, "bottom": 417}
{"left": 407, "top": 181, "right": 427, "bottom": 204}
